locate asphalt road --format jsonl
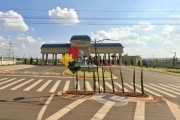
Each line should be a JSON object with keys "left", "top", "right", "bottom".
{"left": 0, "top": 65, "right": 179, "bottom": 120}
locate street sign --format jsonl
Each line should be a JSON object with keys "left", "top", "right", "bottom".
{"left": 60, "top": 46, "right": 81, "bottom": 74}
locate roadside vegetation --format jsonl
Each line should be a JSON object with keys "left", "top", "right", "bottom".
{"left": 64, "top": 68, "right": 113, "bottom": 78}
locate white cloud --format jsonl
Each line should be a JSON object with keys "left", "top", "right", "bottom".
{"left": 91, "top": 27, "right": 146, "bottom": 47}
{"left": 161, "top": 25, "right": 174, "bottom": 37}
{"left": 175, "top": 34, "right": 180, "bottom": 41}
{"left": 48, "top": 7, "right": 79, "bottom": 25}
{"left": 134, "top": 22, "right": 154, "bottom": 31}
{"left": 22, "top": 43, "right": 25, "bottom": 49}
{"left": 50, "top": 40, "right": 56, "bottom": 43}
{"left": 31, "top": 28, "right": 34, "bottom": 31}
{"left": 0, "top": 36, "right": 5, "bottom": 41}
{"left": 17, "top": 34, "right": 36, "bottom": 43}
{"left": 169, "top": 15, "right": 180, "bottom": 19}
{"left": 0, "top": 10, "right": 28, "bottom": 31}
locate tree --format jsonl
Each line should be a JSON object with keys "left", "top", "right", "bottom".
{"left": 35, "top": 58, "right": 39, "bottom": 65}
{"left": 138, "top": 60, "right": 141, "bottom": 66}
{"left": 131, "top": 58, "right": 134, "bottom": 65}
{"left": 124, "top": 53, "right": 128, "bottom": 56}
{"left": 30, "top": 57, "right": 34, "bottom": 64}
{"left": 125, "top": 60, "right": 128, "bottom": 65}
{"left": 24, "top": 58, "right": 27, "bottom": 64}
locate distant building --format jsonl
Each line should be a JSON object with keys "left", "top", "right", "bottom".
{"left": 40, "top": 35, "right": 124, "bottom": 65}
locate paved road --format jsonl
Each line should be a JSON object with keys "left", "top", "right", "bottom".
{"left": 0, "top": 65, "right": 179, "bottom": 120}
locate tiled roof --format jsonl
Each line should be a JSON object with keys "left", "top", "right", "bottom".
{"left": 70, "top": 35, "right": 91, "bottom": 41}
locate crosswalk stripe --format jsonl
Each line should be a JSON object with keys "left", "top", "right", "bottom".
{"left": 150, "top": 83, "right": 180, "bottom": 95}
{"left": 23, "top": 79, "right": 43, "bottom": 91}
{"left": 134, "top": 101, "right": 145, "bottom": 120}
{"left": 159, "top": 84, "right": 180, "bottom": 92}
{"left": 91, "top": 100, "right": 115, "bottom": 120}
{"left": 168, "top": 84, "right": 180, "bottom": 89}
{"left": 46, "top": 99, "right": 86, "bottom": 120}
{"left": 143, "top": 84, "right": 176, "bottom": 97}
{"left": 0, "top": 78, "right": 16, "bottom": 85}
{"left": 135, "top": 84, "right": 162, "bottom": 97}
{"left": 0, "top": 79, "right": 25, "bottom": 90}
{"left": 163, "top": 98, "right": 180, "bottom": 120}
{"left": 0, "top": 78, "right": 8, "bottom": 82}
{"left": 37, "top": 80, "right": 52, "bottom": 92}
{"left": 10, "top": 79, "right": 34, "bottom": 90}
{"left": 96, "top": 82, "right": 104, "bottom": 91}
{"left": 49, "top": 80, "right": 61, "bottom": 93}
{"left": 85, "top": 81, "right": 93, "bottom": 91}
{"left": 124, "top": 83, "right": 141, "bottom": 93}
{"left": 114, "top": 82, "right": 130, "bottom": 92}
{"left": 105, "top": 82, "right": 117, "bottom": 91}
{"left": 63, "top": 81, "right": 70, "bottom": 91}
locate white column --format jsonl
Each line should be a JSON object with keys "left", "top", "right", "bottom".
{"left": 42, "top": 54, "right": 44, "bottom": 65}
{"left": 98, "top": 53, "right": 100, "bottom": 65}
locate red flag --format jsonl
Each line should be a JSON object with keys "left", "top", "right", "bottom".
{"left": 67, "top": 46, "right": 80, "bottom": 59}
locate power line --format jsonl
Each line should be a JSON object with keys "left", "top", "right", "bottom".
{"left": 0, "top": 8, "right": 180, "bottom": 12}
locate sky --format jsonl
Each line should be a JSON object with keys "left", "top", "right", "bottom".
{"left": 0, "top": 0, "right": 180, "bottom": 59}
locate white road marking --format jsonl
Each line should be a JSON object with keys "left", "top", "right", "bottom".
{"left": 63, "top": 81, "right": 70, "bottom": 90}
{"left": 46, "top": 99, "right": 86, "bottom": 120}
{"left": 105, "top": 82, "right": 117, "bottom": 91}
{"left": 10, "top": 79, "right": 34, "bottom": 90}
{"left": 135, "top": 84, "right": 162, "bottom": 97}
{"left": 37, "top": 94, "right": 54, "bottom": 120}
{"left": 114, "top": 82, "right": 130, "bottom": 92}
{"left": 0, "top": 79, "right": 25, "bottom": 90}
{"left": 78, "top": 81, "right": 80, "bottom": 90}
{"left": 168, "top": 84, "right": 180, "bottom": 89}
{"left": 96, "top": 82, "right": 104, "bottom": 91}
{"left": 49, "top": 80, "right": 61, "bottom": 93}
{"left": 23, "top": 79, "right": 43, "bottom": 91}
{"left": 0, "top": 78, "right": 16, "bottom": 85}
{"left": 163, "top": 98, "right": 180, "bottom": 120}
{"left": 134, "top": 101, "right": 145, "bottom": 120}
{"left": 150, "top": 83, "right": 180, "bottom": 95}
{"left": 37, "top": 80, "right": 52, "bottom": 92}
{"left": 159, "top": 84, "right": 180, "bottom": 92}
{"left": 144, "top": 84, "right": 176, "bottom": 97}
{"left": 91, "top": 101, "right": 115, "bottom": 120}
{"left": 0, "top": 78, "right": 8, "bottom": 82}
{"left": 124, "top": 83, "right": 141, "bottom": 93}
{"left": 85, "top": 81, "right": 93, "bottom": 91}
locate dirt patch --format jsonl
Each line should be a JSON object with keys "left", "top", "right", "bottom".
{"left": 63, "top": 90, "right": 149, "bottom": 98}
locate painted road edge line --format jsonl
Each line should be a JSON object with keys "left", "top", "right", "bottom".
{"left": 37, "top": 94, "right": 54, "bottom": 120}
{"left": 162, "top": 98, "right": 180, "bottom": 120}
{"left": 134, "top": 101, "right": 145, "bottom": 120}
{"left": 46, "top": 99, "right": 86, "bottom": 120}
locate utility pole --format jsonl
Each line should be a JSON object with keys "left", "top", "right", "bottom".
{"left": 6, "top": 41, "right": 14, "bottom": 63}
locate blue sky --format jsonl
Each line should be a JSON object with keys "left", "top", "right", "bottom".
{"left": 0, "top": 0, "right": 180, "bottom": 59}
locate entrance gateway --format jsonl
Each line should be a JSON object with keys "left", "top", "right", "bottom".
{"left": 40, "top": 35, "right": 124, "bottom": 65}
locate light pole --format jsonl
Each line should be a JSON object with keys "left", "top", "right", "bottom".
{"left": 91, "top": 39, "right": 119, "bottom": 93}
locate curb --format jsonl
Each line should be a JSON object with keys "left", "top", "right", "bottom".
{"left": 62, "top": 69, "right": 119, "bottom": 80}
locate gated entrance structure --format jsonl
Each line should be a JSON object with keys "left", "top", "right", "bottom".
{"left": 40, "top": 35, "right": 124, "bottom": 65}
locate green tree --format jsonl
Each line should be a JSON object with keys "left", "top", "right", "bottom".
{"left": 131, "top": 58, "right": 134, "bottom": 65}
{"left": 35, "top": 58, "right": 39, "bottom": 65}
{"left": 30, "top": 57, "right": 34, "bottom": 64}
{"left": 138, "top": 60, "right": 141, "bottom": 66}
{"left": 171, "top": 56, "right": 177, "bottom": 67}
{"left": 125, "top": 60, "right": 128, "bottom": 65}
{"left": 24, "top": 58, "right": 27, "bottom": 64}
